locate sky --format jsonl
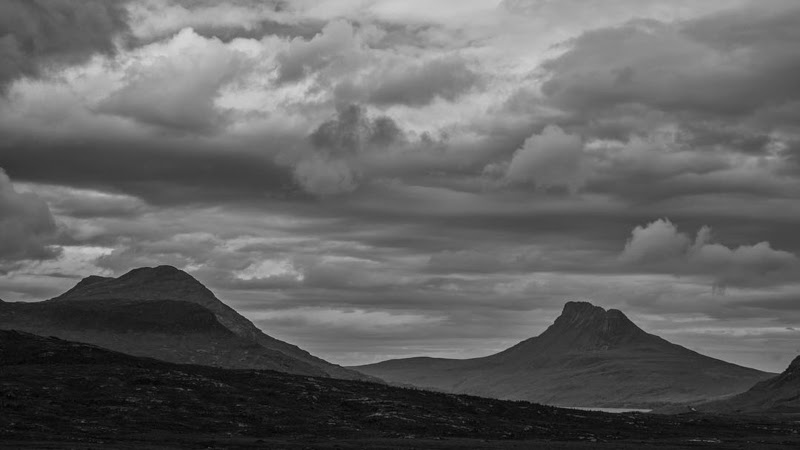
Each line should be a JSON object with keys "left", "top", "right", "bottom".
{"left": 1, "top": 0, "right": 799, "bottom": 373}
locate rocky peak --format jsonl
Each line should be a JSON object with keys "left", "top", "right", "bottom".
{"left": 559, "top": 301, "right": 606, "bottom": 324}
{"left": 544, "top": 301, "right": 649, "bottom": 350}
{"left": 556, "top": 302, "right": 637, "bottom": 329}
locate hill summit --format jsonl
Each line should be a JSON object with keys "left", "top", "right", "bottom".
{"left": 352, "top": 301, "right": 773, "bottom": 408}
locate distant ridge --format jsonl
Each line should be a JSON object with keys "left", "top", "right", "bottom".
{"left": 1, "top": 265, "right": 375, "bottom": 381}
{"left": 352, "top": 301, "right": 773, "bottom": 408}
{"left": 684, "top": 355, "right": 800, "bottom": 413}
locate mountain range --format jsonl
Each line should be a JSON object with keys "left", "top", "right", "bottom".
{"left": 0, "top": 265, "right": 371, "bottom": 381}
{"left": 0, "top": 267, "right": 783, "bottom": 410}
{"left": 353, "top": 302, "right": 774, "bottom": 408}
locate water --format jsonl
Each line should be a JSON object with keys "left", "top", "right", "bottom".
{"left": 565, "top": 407, "right": 652, "bottom": 414}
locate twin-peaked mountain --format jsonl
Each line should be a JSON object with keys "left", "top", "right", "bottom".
{"left": 352, "top": 302, "right": 774, "bottom": 408}
{"left": 0, "top": 266, "right": 372, "bottom": 381}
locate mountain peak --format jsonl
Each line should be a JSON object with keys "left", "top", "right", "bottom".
{"left": 541, "top": 301, "right": 649, "bottom": 350}
{"left": 119, "top": 265, "right": 199, "bottom": 281}
{"left": 560, "top": 301, "right": 606, "bottom": 321}
{"left": 52, "top": 265, "right": 215, "bottom": 306}
{"left": 557, "top": 301, "right": 634, "bottom": 328}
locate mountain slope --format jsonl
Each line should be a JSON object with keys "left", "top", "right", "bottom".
{"left": 3, "top": 329, "right": 799, "bottom": 449}
{"left": 352, "top": 302, "right": 773, "bottom": 408}
{"left": 0, "top": 265, "right": 372, "bottom": 381}
{"left": 689, "top": 355, "right": 800, "bottom": 414}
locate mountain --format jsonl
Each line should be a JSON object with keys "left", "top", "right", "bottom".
{"left": 352, "top": 302, "right": 773, "bottom": 408}
{"left": 0, "top": 265, "right": 371, "bottom": 381}
{"left": 686, "top": 355, "right": 800, "bottom": 414}
{"left": 3, "top": 329, "right": 799, "bottom": 449}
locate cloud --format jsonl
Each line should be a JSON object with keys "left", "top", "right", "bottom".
{"left": 293, "top": 155, "right": 358, "bottom": 196}
{"left": 540, "top": 3, "right": 800, "bottom": 122}
{"left": 505, "top": 125, "right": 587, "bottom": 192}
{"left": 251, "top": 307, "right": 442, "bottom": 333}
{"left": 126, "top": 0, "right": 318, "bottom": 43}
{"left": 620, "top": 218, "right": 799, "bottom": 288}
{"left": 336, "top": 56, "right": 482, "bottom": 107}
{"left": 500, "top": 0, "right": 749, "bottom": 24}
{"left": 427, "top": 249, "right": 510, "bottom": 274}
{"left": 1, "top": 0, "right": 800, "bottom": 373}
{"left": 276, "top": 20, "right": 360, "bottom": 83}
{"left": 0, "top": 131, "right": 296, "bottom": 206}
{"left": 288, "top": 104, "right": 406, "bottom": 196}
{"left": 0, "top": 168, "right": 60, "bottom": 265}
{"left": 0, "top": 0, "right": 129, "bottom": 89}
{"left": 620, "top": 218, "right": 692, "bottom": 264}
{"left": 98, "top": 28, "right": 245, "bottom": 131}
{"left": 309, "top": 104, "right": 404, "bottom": 156}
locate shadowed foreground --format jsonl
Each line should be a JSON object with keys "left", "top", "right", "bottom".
{"left": 1, "top": 330, "right": 799, "bottom": 449}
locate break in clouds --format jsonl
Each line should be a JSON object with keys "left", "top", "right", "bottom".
{"left": 1, "top": 0, "right": 799, "bottom": 372}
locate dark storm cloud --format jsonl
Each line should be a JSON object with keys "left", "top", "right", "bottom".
{"left": 0, "top": 135, "right": 296, "bottom": 206}
{"left": 310, "top": 104, "right": 405, "bottom": 154}
{"left": 0, "top": 169, "right": 60, "bottom": 266}
{"left": 0, "top": 0, "right": 129, "bottom": 89}
{"left": 289, "top": 104, "right": 409, "bottom": 196}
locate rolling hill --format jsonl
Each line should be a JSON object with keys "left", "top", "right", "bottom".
{"left": 352, "top": 302, "right": 773, "bottom": 408}
{"left": 0, "top": 265, "right": 371, "bottom": 381}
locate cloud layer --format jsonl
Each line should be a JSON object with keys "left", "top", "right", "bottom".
{"left": 0, "top": 169, "right": 60, "bottom": 267}
{"left": 1, "top": 0, "right": 799, "bottom": 372}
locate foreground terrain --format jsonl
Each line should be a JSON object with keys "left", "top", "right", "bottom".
{"left": 354, "top": 302, "right": 772, "bottom": 408}
{"left": 1, "top": 330, "right": 799, "bottom": 449}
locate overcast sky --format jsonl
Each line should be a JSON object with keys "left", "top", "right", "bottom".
{"left": 1, "top": 0, "right": 799, "bottom": 372}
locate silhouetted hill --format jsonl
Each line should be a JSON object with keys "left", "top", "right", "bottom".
{"left": 0, "top": 265, "right": 372, "bottom": 381}
{"left": 352, "top": 302, "right": 773, "bottom": 408}
{"left": 2, "top": 330, "right": 798, "bottom": 449}
{"left": 684, "top": 355, "right": 800, "bottom": 414}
